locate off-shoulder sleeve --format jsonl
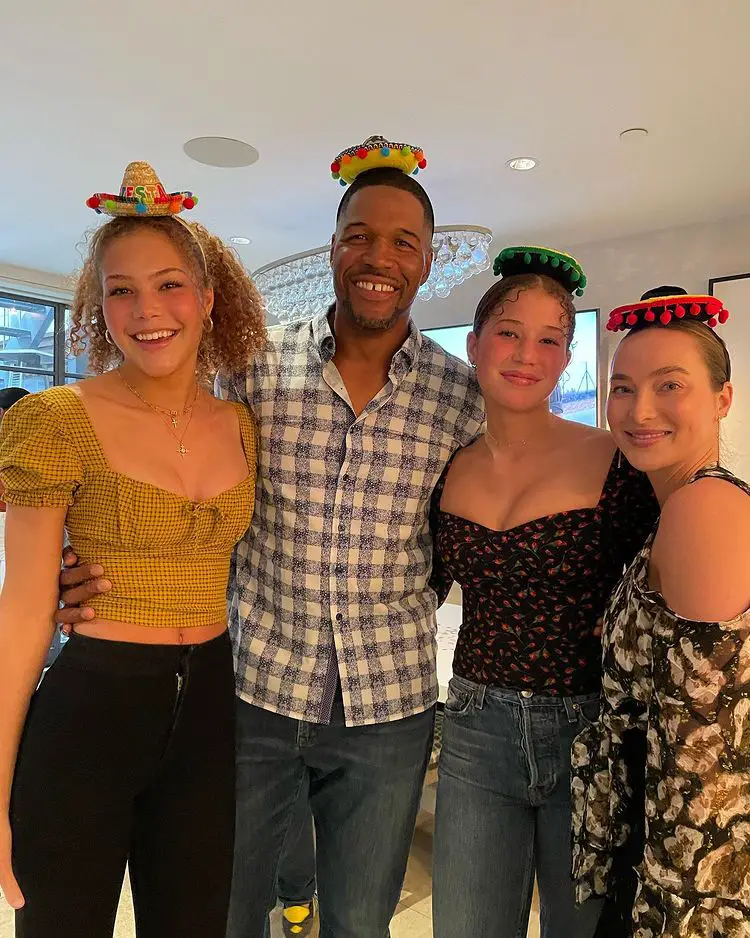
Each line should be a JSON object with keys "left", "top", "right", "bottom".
{"left": 0, "top": 393, "right": 83, "bottom": 507}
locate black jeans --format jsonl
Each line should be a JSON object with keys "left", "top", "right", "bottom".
{"left": 11, "top": 630, "right": 236, "bottom": 938}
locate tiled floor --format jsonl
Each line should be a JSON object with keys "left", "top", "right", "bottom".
{"left": 0, "top": 772, "right": 540, "bottom": 937}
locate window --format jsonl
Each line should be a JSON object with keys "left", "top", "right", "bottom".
{"left": 0, "top": 292, "right": 90, "bottom": 393}
{"left": 422, "top": 309, "right": 601, "bottom": 427}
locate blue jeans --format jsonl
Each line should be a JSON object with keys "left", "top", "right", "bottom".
{"left": 276, "top": 786, "right": 316, "bottom": 907}
{"left": 227, "top": 694, "right": 434, "bottom": 938}
{"left": 433, "top": 676, "right": 604, "bottom": 938}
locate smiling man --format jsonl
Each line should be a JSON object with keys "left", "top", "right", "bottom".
{"left": 221, "top": 154, "right": 484, "bottom": 937}
{"left": 220, "top": 148, "right": 484, "bottom": 937}
{"left": 56, "top": 140, "right": 484, "bottom": 938}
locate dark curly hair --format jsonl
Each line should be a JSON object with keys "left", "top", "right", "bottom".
{"left": 70, "top": 216, "right": 266, "bottom": 376}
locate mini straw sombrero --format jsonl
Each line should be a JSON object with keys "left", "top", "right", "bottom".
{"left": 86, "top": 161, "right": 198, "bottom": 217}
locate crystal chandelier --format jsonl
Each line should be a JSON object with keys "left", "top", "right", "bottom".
{"left": 253, "top": 225, "right": 493, "bottom": 324}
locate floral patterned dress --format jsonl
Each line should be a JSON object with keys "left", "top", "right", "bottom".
{"left": 571, "top": 466, "right": 750, "bottom": 938}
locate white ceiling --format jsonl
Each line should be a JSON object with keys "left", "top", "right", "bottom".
{"left": 2, "top": 0, "right": 750, "bottom": 278}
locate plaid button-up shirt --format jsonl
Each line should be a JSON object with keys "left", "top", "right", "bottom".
{"left": 219, "top": 311, "right": 484, "bottom": 726}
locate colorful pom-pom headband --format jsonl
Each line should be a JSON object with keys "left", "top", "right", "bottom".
{"left": 606, "top": 295, "right": 730, "bottom": 332}
{"left": 331, "top": 135, "right": 427, "bottom": 186}
{"left": 494, "top": 245, "right": 588, "bottom": 297}
{"left": 86, "top": 161, "right": 198, "bottom": 217}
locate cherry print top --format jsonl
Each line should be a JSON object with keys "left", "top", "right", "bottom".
{"left": 430, "top": 448, "right": 659, "bottom": 695}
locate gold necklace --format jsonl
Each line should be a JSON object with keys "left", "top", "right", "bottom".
{"left": 119, "top": 373, "right": 199, "bottom": 457}
{"left": 120, "top": 377, "right": 194, "bottom": 428}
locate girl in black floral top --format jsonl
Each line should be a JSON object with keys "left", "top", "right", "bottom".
{"left": 430, "top": 247, "right": 658, "bottom": 938}
{"left": 571, "top": 288, "right": 749, "bottom": 938}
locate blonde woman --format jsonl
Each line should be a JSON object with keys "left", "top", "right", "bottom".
{"left": 572, "top": 288, "right": 749, "bottom": 937}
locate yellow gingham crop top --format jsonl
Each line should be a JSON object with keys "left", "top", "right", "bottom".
{"left": 0, "top": 386, "right": 257, "bottom": 628}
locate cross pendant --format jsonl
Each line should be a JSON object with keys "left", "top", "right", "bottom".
{"left": 171, "top": 416, "right": 179, "bottom": 429}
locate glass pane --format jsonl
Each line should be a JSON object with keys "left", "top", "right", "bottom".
{"left": 0, "top": 369, "right": 53, "bottom": 395}
{"left": 0, "top": 296, "right": 54, "bottom": 374}
{"left": 64, "top": 308, "right": 91, "bottom": 377}
{"left": 552, "top": 310, "right": 599, "bottom": 427}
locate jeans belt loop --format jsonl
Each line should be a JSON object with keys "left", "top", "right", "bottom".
{"left": 474, "top": 683, "right": 487, "bottom": 711}
{"left": 563, "top": 696, "right": 578, "bottom": 724}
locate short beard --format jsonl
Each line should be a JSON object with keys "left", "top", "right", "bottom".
{"left": 340, "top": 296, "right": 408, "bottom": 332}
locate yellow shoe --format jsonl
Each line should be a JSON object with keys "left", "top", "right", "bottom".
{"left": 282, "top": 899, "right": 316, "bottom": 937}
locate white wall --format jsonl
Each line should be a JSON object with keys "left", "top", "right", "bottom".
{"left": 0, "top": 262, "right": 73, "bottom": 302}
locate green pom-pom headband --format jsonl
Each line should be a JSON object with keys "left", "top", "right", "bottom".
{"left": 493, "top": 246, "right": 587, "bottom": 297}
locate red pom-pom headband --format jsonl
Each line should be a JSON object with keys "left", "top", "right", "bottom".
{"left": 606, "top": 294, "right": 730, "bottom": 333}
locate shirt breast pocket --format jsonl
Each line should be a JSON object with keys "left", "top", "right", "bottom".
{"left": 367, "top": 431, "right": 455, "bottom": 530}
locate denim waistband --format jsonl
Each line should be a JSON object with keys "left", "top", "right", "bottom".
{"left": 52, "top": 630, "right": 231, "bottom": 678}
{"left": 448, "top": 673, "right": 600, "bottom": 718}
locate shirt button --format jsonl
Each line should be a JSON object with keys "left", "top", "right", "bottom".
{"left": 335, "top": 613, "right": 343, "bottom": 623}
{"left": 521, "top": 690, "right": 533, "bottom": 698}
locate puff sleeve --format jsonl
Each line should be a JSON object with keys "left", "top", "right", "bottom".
{"left": 0, "top": 392, "right": 83, "bottom": 508}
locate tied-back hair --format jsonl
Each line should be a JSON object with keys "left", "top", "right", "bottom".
{"left": 628, "top": 285, "right": 731, "bottom": 389}
{"left": 473, "top": 273, "right": 577, "bottom": 348}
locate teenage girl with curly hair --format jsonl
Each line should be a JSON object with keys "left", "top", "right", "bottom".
{"left": 0, "top": 163, "right": 266, "bottom": 938}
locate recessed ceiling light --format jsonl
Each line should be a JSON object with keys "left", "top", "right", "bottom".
{"left": 183, "top": 137, "right": 260, "bottom": 168}
{"left": 619, "top": 128, "right": 649, "bottom": 142}
{"left": 507, "top": 157, "right": 537, "bottom": 172}
{"left": 229, "top": 236, "right": 252, "bottom": 245}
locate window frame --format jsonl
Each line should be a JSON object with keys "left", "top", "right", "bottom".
{"left": 0, "top": 290, "right": 87, "bottom": 386}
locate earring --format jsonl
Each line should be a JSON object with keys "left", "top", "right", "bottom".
{"left": 204, "top": 315, "right": 214, "bottom": 333}
{"left": 104, "top": 329, "right": 115, "bottom": 346}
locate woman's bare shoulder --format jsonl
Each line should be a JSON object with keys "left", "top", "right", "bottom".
{"left": 556, "top": 422, "right": 615, "bottom": 463}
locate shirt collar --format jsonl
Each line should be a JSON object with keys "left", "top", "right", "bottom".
{"left": 311, "top": 306, "right": 423, "bottom": 373}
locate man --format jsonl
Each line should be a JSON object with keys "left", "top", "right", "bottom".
{"left": 57, "top": 141, "right": 484, "bottom": 937}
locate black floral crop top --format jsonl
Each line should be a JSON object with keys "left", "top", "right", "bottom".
{"left": 430, "top": 450, "right": 659, "bottom": 695}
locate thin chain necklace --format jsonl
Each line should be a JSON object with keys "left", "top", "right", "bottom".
{"left": 485, "top": 424, "right": 554, "bottom": 450}
{"left": 120, "top": 375, "right": 195, "bottom": 429}
{"left": 119, "top": 372, "right": 199, "bottom": 457}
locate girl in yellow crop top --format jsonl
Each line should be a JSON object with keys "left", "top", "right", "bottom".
{"left": 0, "top": 163, "right": 266, "bottom": 938}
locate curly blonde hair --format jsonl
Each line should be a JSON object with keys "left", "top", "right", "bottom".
{"left": 70, "top": 216, "right": 267, "bottom": 376}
